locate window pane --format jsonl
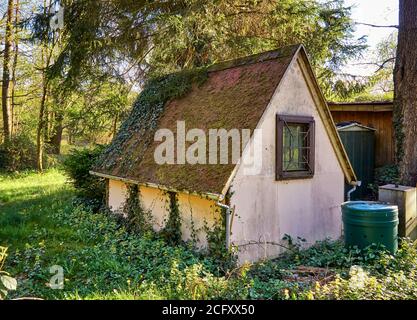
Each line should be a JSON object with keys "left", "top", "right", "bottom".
{"left": 283, "top": 123, "right": 309, "bottom": 171}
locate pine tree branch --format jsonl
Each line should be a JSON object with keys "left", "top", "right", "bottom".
{"left": 356, "top": 22, "right": 398, "bottom": 29}
{"left": 352, "top": 57, "right": 395, "bottom": 72}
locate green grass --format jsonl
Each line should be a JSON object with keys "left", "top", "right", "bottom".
{"left": 0, "top": 170, "right": 245, "bottom": 299}
{"left": 0, "top": 169, "right": 76, "bottom": 251}
{"left": 1, "top": 170, "right": 417, "bottom": 300}
{"left": 0, "top": 170, "right": 86, "bottom": 298}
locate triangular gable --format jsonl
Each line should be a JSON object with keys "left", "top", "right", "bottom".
{"left": 218, "top": 46, "right": 358, "bottom": 197}
{"left": 295, "top": 46, "right": 357, "bottom": 185}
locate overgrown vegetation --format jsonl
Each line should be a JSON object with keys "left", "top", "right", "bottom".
{"left": 0, "top": 0, "right": 392, "bottom": 177}
{"left": 122, "top": 184, "right": 153, "bottom": 234}
{"left": 0, "top": 247, "right": 17, "bottom": 299}
{"left": 0, "top": 134, "right": 38, "bottom": 172}
{"left": 205, "top": 206, "right": 237, "bottom": 273}
{"left": 161, "top": 192, "right": 183, "bottom": 245}
{"left": 369, "top": 164, "right": 400, "bottom": 197}
{"left": 62, "top": 145, "right": 107, "bottom": 205}
{"left": 302, "top": 241, "right": 417, "bottom": 300}
{"left": 2, "top": 171, "right": 417, "bottom": 300}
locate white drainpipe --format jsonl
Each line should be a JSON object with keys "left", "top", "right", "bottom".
{"left": 216, "top": 202, "right": 231, "bottom": 250}
{"left": 347, "top": 181, "right": 362, "bottom": 201}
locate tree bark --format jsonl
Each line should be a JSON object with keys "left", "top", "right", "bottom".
{"left": 11, "top": 0, "right": 20, "bottom": 135}
{"left": 36, "top": 83, "right": 48, "bottom": 172}
{"left": 1, "top": 0, "right": 14, "bottom": 142}
{"left": 49, "top": 113, "right": 64, "bottom": 154}
{"left": 394, "top": 0, "right": 417, "bottom": 186}
{"left": 36, "top": 0, "right": 53, "bottom": 172}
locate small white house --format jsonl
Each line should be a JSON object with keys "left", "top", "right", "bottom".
{"left": 91, "top": 45, "right": 358, "bottom": 262}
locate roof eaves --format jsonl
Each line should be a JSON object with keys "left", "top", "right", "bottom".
{"left": 337, "top": 123, "right": 376, "bottom": 131}
{"left": 90, "top": 170, "right": 223, "bottom": 201}
{"left": 328, "top": 101, "right": 393, "bottom": 112}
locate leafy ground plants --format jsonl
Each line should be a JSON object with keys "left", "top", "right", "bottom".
{"left": 0, "top": 247, "right": 17, "bottom": 299}
{"left": 1, "top": 170, "right": 417, "bottom": 300}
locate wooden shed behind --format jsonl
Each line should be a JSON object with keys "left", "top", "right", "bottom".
{"left": 329, "top": 101, "right": 394, "bottom": 167}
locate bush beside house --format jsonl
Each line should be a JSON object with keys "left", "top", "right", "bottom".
{"left": 63, "top": 145, "right": 107, "bottom": 205}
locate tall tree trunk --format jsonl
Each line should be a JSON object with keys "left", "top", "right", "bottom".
{"left": 36, "top": 83, "right": 47, "bottom": 172}
{"left": 49, "top": 113, "right": 64, "bottom": 154}
{"left": 11, "top": 0, "right": 20, "bottom": 135}
{"left": 1, "top": 0, "right": 14, "bottom": 142}
{"left": 394, "top": 0, "right": 417, "bottom": 186}
{"left": 44, "top": 111, "right": 52, "bottom": 142}
{"left": 36, "top": 0, "right": 53, "bottom": 172}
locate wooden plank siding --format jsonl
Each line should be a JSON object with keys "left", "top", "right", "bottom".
{"left": 329, "top": 102, "right": 394, "bottom": 167}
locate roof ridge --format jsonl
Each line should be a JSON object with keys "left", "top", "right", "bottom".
{"left": 207, "top": 44, "right": 302, "bottom": 73}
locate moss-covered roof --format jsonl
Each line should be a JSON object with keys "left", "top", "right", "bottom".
{"left": 93, "top": 45, "right": 300, "bottom": 195}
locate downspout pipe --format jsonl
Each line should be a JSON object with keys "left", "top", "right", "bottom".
{"left": 216, "top": 202, "right": 231, "bottom": 251}
{"left": 347, "top": 181, "right": 362, "bottom": 201}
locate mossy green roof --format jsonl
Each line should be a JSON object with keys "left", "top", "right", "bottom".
{"left": 93, "top": 45, "right": 300, "bottom": 195}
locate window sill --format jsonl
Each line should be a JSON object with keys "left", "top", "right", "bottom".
{"left": 276, "top": 171, "right": 314, "bottom": 181}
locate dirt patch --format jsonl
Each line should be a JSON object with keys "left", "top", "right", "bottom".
{"left": 282, "top": 266, "right": 335, "bottom": 286}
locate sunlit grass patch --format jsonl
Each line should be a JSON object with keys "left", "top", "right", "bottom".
{"left": 0, "top": 169, "right": 75, "bottom": 250}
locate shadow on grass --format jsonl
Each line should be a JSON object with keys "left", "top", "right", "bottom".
{"left": 0, "top": 186, "right": 76, "bottom": 249}
{"left": 0, "top": 183, "right": 70, "bottom": 203}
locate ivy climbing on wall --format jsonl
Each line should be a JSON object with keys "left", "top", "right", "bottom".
{"left": 161, "top": 191, "right": 182, "bottom": 245}
{"left": 393, "top": 105, "right": 404, "bottom": 164}
{"left": 205, "top": 202, "right": 237, "bottom": 272}
{"left": 122, "top": 184, "right": 153, "bottom": 234}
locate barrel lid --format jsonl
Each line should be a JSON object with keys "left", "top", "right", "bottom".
{"left": 342, "top": 201, "right": 397, "bottom": 212}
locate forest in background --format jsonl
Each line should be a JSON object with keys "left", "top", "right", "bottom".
{"left": 0, "top": 0, "right": 396, "bottom": 173}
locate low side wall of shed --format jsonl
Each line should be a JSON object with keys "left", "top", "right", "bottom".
{"left": 108, "top": 179, "right": 127, "bottom": 213}
{"left": 107, "top": 179, "right": 219, "bottom": 247}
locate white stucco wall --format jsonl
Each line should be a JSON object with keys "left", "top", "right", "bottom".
{"left": 229, "top": 59, "right": 345, "bottom": 262}
{"left": 108, "top": 180, "right": 219, "bottom": 247}
{"left": 108, "top": 179, "right": 128, "bottom": 213}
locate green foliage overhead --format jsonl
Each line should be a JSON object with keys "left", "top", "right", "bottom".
{"left": 39, "top": 0, "right": 366, "bottom": 99}
{"left": 370, "top": 31, "right": 396, "bottom": 95}
{"left": 335, "top": 32, "right": 396, "bottom": 102}
{"left": 149, "top": 0, "right": 366, "bottom": 76}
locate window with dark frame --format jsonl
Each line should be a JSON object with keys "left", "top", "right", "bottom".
{"left": 276, "top": 115, "right": 315, "bottom": 180}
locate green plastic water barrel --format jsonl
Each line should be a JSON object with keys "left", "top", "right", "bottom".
{"left": 342, "top": 201, "right": 399, "bottom": 254}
